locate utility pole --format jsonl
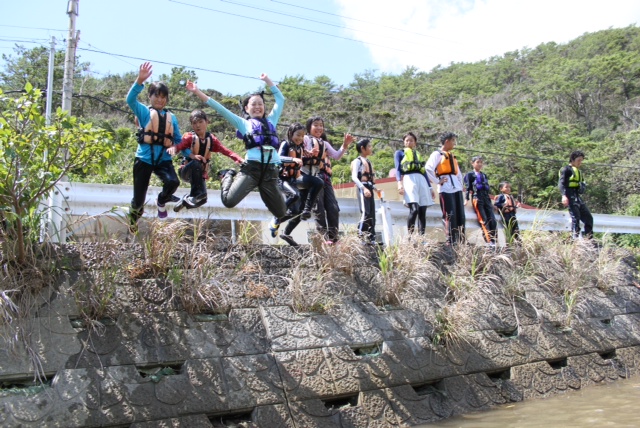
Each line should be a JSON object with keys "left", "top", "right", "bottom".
{"left": 45, "top": 36, "right": 56, "bottom": 125}
{"left": 61, "top": 0, "right": 79, "bottom": 113}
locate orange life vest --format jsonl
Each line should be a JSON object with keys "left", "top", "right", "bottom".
{"left": 435, "top": 150, "right": 459, "bottom": 177}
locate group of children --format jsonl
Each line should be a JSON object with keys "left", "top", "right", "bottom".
{"left": 127, "top": 62, "right": 592, "bottom": 246}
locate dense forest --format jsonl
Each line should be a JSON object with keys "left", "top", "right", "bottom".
{"left": 2, "top": 25, "right": 640, "bottom": 218}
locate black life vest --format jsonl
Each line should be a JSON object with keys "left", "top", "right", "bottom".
{"left": 136, "top": 107, "right": 174, "bottom": 148}
{"left": 356, "top": 157, "right": 374, "bottom": 183}
{"left": 191, "top": 132, "right": 213, "bottom": 162}
{"left": 281, "top": 141, "right": 303, "bottom": 179}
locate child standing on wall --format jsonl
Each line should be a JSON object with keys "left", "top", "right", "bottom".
{"left": 303, "top": 116, "right": 355, "bottom": 245}
{"left": 559, "top": 150, "right": 593, "bottom": 239}
{"left": 126, "top": 62, "right": 183, "bottom": 231}
{"left": 351, "top": 139, "right": 377, "bottom": 245}
{"left": 167, "top": 110, "right": 243, "bottom": 211}
{"left": 394, "top": 132, "right": 435, "bottom": 235}
{"left": 494, "top": 181, "right": 521, "bottom": 243}
{"left": 185, "top": 74, "right": 287, "bottom": 219}
{"left": 425, "top": 132, "right": 466, "bottom": 245}
{"left": 464, "top": 156, "right": 497, "bottom": 247}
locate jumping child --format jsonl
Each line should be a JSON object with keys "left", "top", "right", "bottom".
{"left": 126, "top": 62, "right": 183, "bottom": 231}
{"left": 494, "top": 181, "right": 521, "bottom": 243}
{"left": 270, "top": 123, "right": 324, "bottom": 247}
{"left": 351, "top": 139, "right": 377, "bottom": 245}
{"left": 425, "top": 132, "right": 466, "bottom": 245}
{"left": 464, "top": 156, "right": 497, "bottom": 247}
{"left": 394, "top": 132, "right": 435, "bottom": 235}
{"left": 167, "top": 110, "right": 243, "bottom": 211}
{"left": 303, "top": 116, "right": 355, "bottom": 244}
{"left": 185, "top": 74, "right": 287, "bottom": 218}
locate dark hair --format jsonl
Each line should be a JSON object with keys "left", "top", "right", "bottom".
{"left": 148, "top": 82, "right": 169, "bottom": 101}
{"left": 498, "top": 182, "right": 511, "bottom": 191}
{"left": 189, "top": 109, "right": 208, "bottom": 124}
{"left": 356, "top": 138, "right": 371, "bottom": 154}
{"left": 287, "top": 122, "right": 305, "bottom": 142}
{"left": 471, "top": 155, "right": 483, "bottom": 163}
{"left": 569, "top": 150, "right": 585, "bottom": 162}
{"left": 241, "top": 92, "right": 266, "bottom": 119}
{"left": 403, "top": 132, "right": 418, "bottom": 143}
{"left": 305, "top": 116, "right": 328, "bottom": 141}
{"left": 439, "top": 131, "right": 458, "bottom": 146}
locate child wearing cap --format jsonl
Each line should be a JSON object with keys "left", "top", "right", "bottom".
{"left": 351, "top": 139, "right": 377, "bottom": 245}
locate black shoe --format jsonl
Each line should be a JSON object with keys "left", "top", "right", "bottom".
{"left": 300, "top": 209, "right": 312, "bottom": 220}
{"left": 280, "top": 234, "right": 298, "bottom": 247}
{"left": 217, "top": 169, "right": 236, "bottom": 181}
{"left": 173, "top": 196, "right": 186, "bottom": 213}
{"left": 167, "top": 195, "right": 180, "bottom": 203}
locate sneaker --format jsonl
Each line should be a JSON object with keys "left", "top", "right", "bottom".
{"left": 279, "top": 234, "right": 298, "bottom": 247}
{"left": 156, "top": 198, "right": 168, "bottom": 219}
{"left": 168, "top": 195, "right": 180, "bottom": 203}
{"left": 269, "top": 219, "right": 280, "bottom": 238}
{"left": 300, "top": 208, "right": 312, "bottom": 220}
{"left": 173, "top": 196, "right": 186, "bottom": 213}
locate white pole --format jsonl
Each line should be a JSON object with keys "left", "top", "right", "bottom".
{"left": 61, "top": 0, "right": 79, "bottom": 113}
{"left": 41, "top": 37, "right": 58, "bottom": 243}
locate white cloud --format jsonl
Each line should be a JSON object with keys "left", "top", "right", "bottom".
{"left": 335, "top": 0, "right": 640, "bottom": 73}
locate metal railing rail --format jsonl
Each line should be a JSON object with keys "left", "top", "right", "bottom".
{"left": 47, "top": 182, "right": 640, "bottom": 244}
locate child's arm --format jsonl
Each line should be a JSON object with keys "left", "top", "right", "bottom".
{"left": 325, "top": 134, "right": 355, "bottom": 160}
{"left": 185, "top": 80, "right": 248, "bottom": 133}
{"left": 166, "top": 135, "right": 191, "bottom": 156}
{"left": 126, "top": 62, "right": 153, "bottom": 125}
{"left": 210, "top": 135, "right": 244, "bottom": 164}
{"left": 394, "top": 150, "right": 405, "bottom": 195}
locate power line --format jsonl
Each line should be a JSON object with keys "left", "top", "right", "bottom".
{"left": 168, "top": 0, "right": 414, "bottom": 54}
{"left": 77, "top": 47, "right": 259, "bottom": 81}
{"left": 216, "top": 0, "right": 438, "bottom": 49}
{"left": 269, "top": 0, "right": 459, "bottom": 44}
{"left": 0, "top": 24, "right": 65, "bottom": 32}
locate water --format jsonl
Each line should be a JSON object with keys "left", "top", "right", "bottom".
{"left": 422, "top": 378, "right": 640, "bottom": 428}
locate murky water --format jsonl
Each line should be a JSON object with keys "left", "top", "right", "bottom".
{"left": 421, "top": 379, "right": 640, "bottom": 427}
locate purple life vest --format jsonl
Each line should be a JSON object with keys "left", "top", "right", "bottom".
{"left": 237, "top": 118, "right": 279, "bottom": 150}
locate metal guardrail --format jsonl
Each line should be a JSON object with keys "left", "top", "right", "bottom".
{"left": 46, "top": 182, "right": 640, "bottom": 243}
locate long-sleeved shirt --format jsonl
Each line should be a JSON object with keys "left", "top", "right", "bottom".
{"left": 425, "top": 150, "right": 464, "bottom": 193}
{"left": 127, "top": 82, "right": 183, "bottom": 164}
{"left": 494, "top": 194, "right": 518, "bottom": 213}
{"left": 351, "top": 156, "right": 375, "bottom": 190}
{"left": 558, "top": 164, "right": 584, "bottom": 196}
{"left": 174, "top": 132, "right": 243, "bottom": 179}
{"left": 301, "top": 136, "right": 347, "bottom": 176}
{"left": 205, "top": 86, "right": 284, "bottom": 164}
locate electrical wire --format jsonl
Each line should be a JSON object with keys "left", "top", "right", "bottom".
{"left": 168, "top": 0, "right": 414, "bottom": 54}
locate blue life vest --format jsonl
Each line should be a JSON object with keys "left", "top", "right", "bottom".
{"left": 238, "top": 118, "right": 279, "bottom": 150}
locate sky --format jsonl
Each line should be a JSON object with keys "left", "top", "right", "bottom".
{"left": 2, "top": 0, "right": 640, "bottom": 96}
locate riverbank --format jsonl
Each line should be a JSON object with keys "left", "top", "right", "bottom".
{"left": 0, "top": 222, "right": 639, "bottom": 427}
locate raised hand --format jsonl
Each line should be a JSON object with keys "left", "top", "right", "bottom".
{"left": 136, "top": 62, "right": 153, "bottom": 85}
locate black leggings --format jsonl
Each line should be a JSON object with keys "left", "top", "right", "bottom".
{"left": 407, "top": 203, "right": 428, "bottom": 235}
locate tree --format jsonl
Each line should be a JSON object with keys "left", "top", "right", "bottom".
{"left": 0, "top": 84, "right": 113, "bottom": 264}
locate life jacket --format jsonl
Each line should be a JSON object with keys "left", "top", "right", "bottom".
{"left": 241, "top": 118, "right": 279, "bottom": 151}
{"left": 281, "top": 141, "right": 303, "bottom": 179}
{"left": 501, "top": 194, "right": 517, "bottom": 213}
{"left": 309, "top": 137, "right": 332, "bottom": 176}
{"left": 400, "top": 149, "right": 425, "bottom": 174}
{"left": 559, "top": 165, "right": 586, "bottom": 194}
{"left": 190, "top": 132, "right": 212, "bottom": 162}
{"left": 356, "top": 157, "right": 374, "bottom": 183}
{"left": 435, "top": 150, "right": 459, "bottom": 177}
{"left": 136, "top": 107, "right": 174, "bottom": 148}
{"left": 472, "top": 171, "right": 490, "bottom": 193}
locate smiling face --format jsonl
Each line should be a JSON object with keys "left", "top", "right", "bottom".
{"left": 501, "top": 183, "right": 512, "bottom": 195}
{"left": 149, "top": 92, "right": 167, "bottom": 111}
{"left": 310, "top": 120, "right": 324, "bottom": 138}
{"left": 291, "top": 129, "right": 305, "bottom": 146}
{"left": 244, "top": 95, "right": 265, "bottom": 118}
{"left": 471, "top": 158, "right": 484, "bottom": 172}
